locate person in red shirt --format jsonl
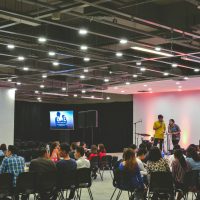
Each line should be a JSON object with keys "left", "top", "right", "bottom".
{"left": 88, "top": 145, "right": 98, "bottom": 161}
{"left": 98, "top": 144, "right": 106, "bottom": 160}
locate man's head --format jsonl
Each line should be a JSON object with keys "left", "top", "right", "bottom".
{"left": 158, "top": 114, "right": 164, "bottom": 122}
{"left": 137, "top": 148, "right": 146, "bottom": 161}
{"left": 75, "top": 146, "right": 85, "bottom": 160}
{"left": 129, "top": 144, "right": 137, "bottom": 153}
{"left": 7, "top": 145, "right": 17, "bottom": 157}
{"left": 71, "top": 142, "right": 77, "bottom": 151}
{"left": 38, "top": 147, "right": 49, "bottom": 159}
{"left": 59, "top": 143, "right": 70, "bottom": 158}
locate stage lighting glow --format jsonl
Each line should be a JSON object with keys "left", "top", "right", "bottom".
{"left": 79, "top": 29, "right": 88, "bottom": 35}
{"left": 38, "top": 37, "right": 47, "bottom": 43}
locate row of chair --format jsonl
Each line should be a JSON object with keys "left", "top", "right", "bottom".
{"left": 0, "top": 168, "right": 93, "bottom": 200}
{"left": 111, "top": 170, "right": 200, "bottom": 200}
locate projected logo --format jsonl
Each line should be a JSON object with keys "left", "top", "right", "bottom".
{"left": 50, "top": 111, "right": 74, "bottom": 130}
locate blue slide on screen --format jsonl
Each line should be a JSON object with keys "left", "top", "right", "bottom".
{"left": 50, "top": 111, "right": 74, "bottom": 130}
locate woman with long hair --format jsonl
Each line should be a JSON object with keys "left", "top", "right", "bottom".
{"left": 172, "top": 149, "right": 191, "bottom": 200}
{"left": 98, "top": 143, "right": 106, "bottom": 160}
{"left": 119, "top": 148, "right": 144, "bottom": 199}
{"left": 50, "top": 141, "right": 60, "bottom": 162}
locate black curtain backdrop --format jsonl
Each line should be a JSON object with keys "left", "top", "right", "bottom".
{"left": 14, "top": 101, "right": 133, "bottom": 152}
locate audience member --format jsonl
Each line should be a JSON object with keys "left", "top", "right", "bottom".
{"left": 147, "top": 147, "right": 170, "bottom": 174}
{"left": 136, "top": 148, "right": 147, "bottom": 176}
{"left": 56, "top": 143, "right": 77, "bottom": 200}
{"left": 98, "top": 143, "right": 106, "bottom": 160}
{"left": 75, "top": 146, "right": 90, "bottom": 169}
{"left": 0, "top": 143, "right": 7, "bottom": 156}
{"left": 172, "top": 149, "right": 191, "bottom": 200}
{"left": 167, "top": 144, "right": 182, "bottom": 168}
{"left": 50, "top": 141, "right": 60, "bottom": 162}
{"left": 0, "top": 145, "right": 25, "bottom": 186}
{"left": 130, "top": 144, "right": 137, "bottom": 153}
{"left": 88, "top": 145, "right": 98, "bottom": 161}
{"left": 186, "top": 146, "right": 200, "bottom": 170}
{"left": 69, "top": 142, "right": 77, "bottom": 159}
{"left": 29, "top": 147, "right": 56, "bottom": 173}
{"left": 119, "top": 148, "right": 144, "bottom": 200}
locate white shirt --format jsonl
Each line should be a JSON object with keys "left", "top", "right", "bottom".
{"left": 76, "top": 157, "right": 90, "bottom": 169}
{"left": 136, "top": 158, "right": 147, "bottom": 176}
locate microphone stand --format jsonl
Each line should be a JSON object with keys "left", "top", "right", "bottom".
{"left": 133, "top": 120, "right": 142, "bottom": 147}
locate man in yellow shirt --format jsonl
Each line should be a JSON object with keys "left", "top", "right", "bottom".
{"left": 153, "top": 114, "right": 166, "bottom": 150}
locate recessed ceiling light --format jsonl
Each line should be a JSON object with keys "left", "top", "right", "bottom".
{"left": 8, "top": 78, "right": 12, "bottom": 82}
{"left": 18, "top": 56, "right": 25, "bottom": 61}
{"left": 104, "top": 78, "right": 109, "bottom": 82}
{"left": 144, "top": 84, "right": 147, "bottom": 87}
{"left": 83, "top": 57, "right": 90, "bottom": 62}
{"left": 84, "top": 68, "right": 89, "bottom": 73}
{"left": 126, "top": 82, "right": 130, "bottom": 85}
{"left": 53, "top": 61, "right": 59, "bottom": 66}
{"left": 140, "top": 67, "right": 146, "bottom": 71}
{"left": 38, "top": 37, "right": 47, "bottom": 43}
{"left": 114, "top": 87, "right": 118, "bottom": 90}
{"left": 184, "top": 76, "right": 189, "bottom": 80}
{"left": 16, "top": 82, "right": 21, "bottom": 85}
{"left": 48, "top": 51, "right": 56, "bottom": 56}
{"left": 82, "top": 90, "right": 86, "bottom": 93}
{"left": 172, "top": 63, "right": 178, "bottom": 68}
{"left": 194, "top": 68, "right": 200, "bottom": 72}
{"left": 121, "top": 90, "right": 125, "bottom": 93}
{"left": 136, "top": 61, "right": 142, "bottom": 66}
{"left": 74, "top": 94, "right": 78, "bottom": 97}
{"left": 133, "top": 74, "right": 138, "bottom": 78}
{"left": 91, "top": 96, "right": 94, "bottom": 99}
{"left": 79, "top": 29, "right": 88, "bottom": 35}
{"left": 42, "top": 74, "right": 47, "bottom": 78}
{"left": 116, "top": 52, "right": 123, "bottom": 57}
{"left": 7, "top": 44, "right": 15, "bottom": 49}
{"left": 80, "top": 75, "right": 85, "bottom": 79}
{"left": 176, "top": 82, "right": 180, "bottom": 85}
{"left": 35, "top": 90, "right": 39, "bottom": 94}
{"left": 23, "top": 67, "right": 29, "bottom": 71}
{"left": 40, "top": 85, "right": 45, "bottom": 88}
{"left": 109, "top": 71, "right": 113, "bottom": 74}
{"left": 37, "top": 97, "right": 41, "bottom": 100}
{"left": 62, "top": 87, "right": 66, "bottom": 91}
{"left": 120, "top": 39, "right": 128, "bottom": 44}
{"left": 106, "top": 97, "right": 111, "bottom": 100}
{"left": 164, "top": 72, "right": 169, "bottom": 76}
{"left": 80, "top": 45, "right": 88, "bottom": 50}
{"left": 155, "top": 46, "right": 161, "bottom": 51}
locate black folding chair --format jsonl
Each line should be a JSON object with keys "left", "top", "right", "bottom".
{"left": 35, "top": 172, "right": 57, "bottom": 200}
{"left": 0, "top": 156, "right": 5, "bottom": 165}
{"left": 0, "top": 173, "right": 14, "bottom": 199}
{"left": 15, "top": 172, "right": 36, "bottom": 200}
{"left": 99, "top": 155, "right": 113, "bottom": 180}
{"left": 183, "top": 170, "right": 200, "bottom": 200}
{"left": 76, "top": 168, "right": 93, "bottom": 200}
{"left": 57, "top": 170, "right": 77, "bottom": 200}
{"left": 110, "top": 169, "right": 137, "bottom": 200}
{"left": 112, "top": 156, "right": 119, "bottom": 169}
{"left": 148, "top": 171, "right": 175, "bottom": 200}
{"left": 90, "top": 156, "right": 103, "bottom": 180}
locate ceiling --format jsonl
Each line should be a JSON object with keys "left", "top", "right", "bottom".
{"left": 0, "top": 0, "right": 200, "bottom": 103}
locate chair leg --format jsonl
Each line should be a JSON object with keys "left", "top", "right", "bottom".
{"left": 88, "top": 188, "right": 93, "bottom": 200}
{"left": 110, "top": 188, "right": 117, "bottom": 200}
{"left": 116, "top": 190, "right": 122, "bottom": 200}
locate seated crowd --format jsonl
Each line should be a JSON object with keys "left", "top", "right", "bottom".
{"left": 0, "top": 140, "right": 200, "bottom": 200}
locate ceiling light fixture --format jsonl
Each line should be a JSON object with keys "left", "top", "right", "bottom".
{"left": 116, "top": 52, "right": 123, "bottom": 57}
{"left": 48, "top": 51, "right": 56, "bottom": 56}
{"left": 42, "top": 74, "right": 47, "bottom": 78}
{"left": 140, "top": 67, "right": 146, "bottom": 72}
{"left": 37, "top": 97, "right": 41, "bottom": 100}
{"left": 184, "top": 77, "right": 189, "bottom": 80}
{"left": 131, "top": 46, "right": 173, "bottom": 57}
{"left": 8, "top": 78, "right": 12, "bottom": 82}
{"left": 79, "top": 29, "right": 88, "bottom": 35}
{"left": 81, "top": 96, "right": 103, "bottom": 100}
{"left": 80, "top": 45, "right": 88, "bottom": 50}
{"left": 18, "top": 56, "right": 25, "bottom": 61}
{"left": 53, "top": 61, "right": 59, "bottom": 66}
{"left": 194, "top": 68, "right": 200, "bottom": 72}
{"left": 16, "top": 82, "right": 21, "bottom": 85}
{"left": 83, "top": 68, "right": 89, "bottom": 73}
{"left": 178, "top": 86, "right": 182, "bottom": 89}
{"left": 176, "top": 82, "right": 180, "bottom": 85}
{"left": 106, "top": 97, "right": 111, "bottom": 100}
{"left": 155, "top": 46, "right": 161, "bottom": 51}
{"left": 73, "top": 94, "right": 78, "bottom": 97}
{"left": 35, "top": 90, "right": 39, "bottom": 94}
{"left": 42, "top": 92, "right": 68, "bottom": 97}
{"left": 114, "top": 87, "right": 118, "bottom": 90}
{"left": 83, "top": 57, "right": 90, "bottom": 62}
{"left": 172, "top": 63, "right": 178, "bottom": 68}
{"left": 81, "top": 90, "right": 86, "bottom": 93}
{"left": 144, "top": 84, "right": 147, "bottom": 87}
{"left": 40, "top": 85, "right": 45, "bottom": 88}
{"left": 120, "top": 39, "right": 128, "bottom": 44}
{"left": 121, "top": 90, "right": 125, "bottom": 93}
{"left": 133, "top": 74, "right": 138, "bottom": 78}
{"left": 62, "top": 87, "right": 66, "bottom": 91}
{"left": 164, "top": 72, "right": 169, "bottom": 76}
{"left": 23, "top": 67, "right": 29, "bottom": 71}
{"left": 80, "top": 75, "right": 85, "bottom": 79}
{"left": 104, "top": 78, "right": 109, "bottom": 82}
{"left": 7, "top": 44, "right": 15, "bottom": 49}
{"left": 126, "top": 82, "right": 130, "bottom": 85}
{"left": 136, "top": 61, "right": 142, "bottom": 66}
{"left": 38, "top": 37, "right": 47, "bottom": 43}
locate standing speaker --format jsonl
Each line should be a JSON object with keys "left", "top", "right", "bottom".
{"left": 78, "top": 111, "right": 87, "bottom": 128}
{"left": 87, "top": 110, "right": 98, "bottom": 128}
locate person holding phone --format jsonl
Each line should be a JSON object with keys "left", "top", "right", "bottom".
{"left": 168, "top": 119, "right": 181, "bottom": 147}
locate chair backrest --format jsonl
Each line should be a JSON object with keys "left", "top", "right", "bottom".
{"left": 90, "top": 156, "right": 99, "bottom": 168}
{"left": 101, "top": 155, "right": 112, "bottom": 167}
{"left": 16, "top": 172, "right": 36, "bottom": 194}
{"left": 184, "top": 170, "right": 200, "bottom": 191}
{"left": 0, "top": 173, "right": 13, "bottom": 197}
{"left": 76, "top": 168, "right": 92, "bottom": 188}
{"left": 36, "top": 172, "right": 57, "bottom": 192}
{"left": 57, "top": 170, "right": 77, "bottom": 189}
{"left": 149, "top": 172, "right": 174, "bottom": 193}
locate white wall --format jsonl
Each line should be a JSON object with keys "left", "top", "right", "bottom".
{"left": 0, "top": 88, "right": 15, "bottom": 145}
{"left": 133, "top": 90, "right": 200, "bottom": 148}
